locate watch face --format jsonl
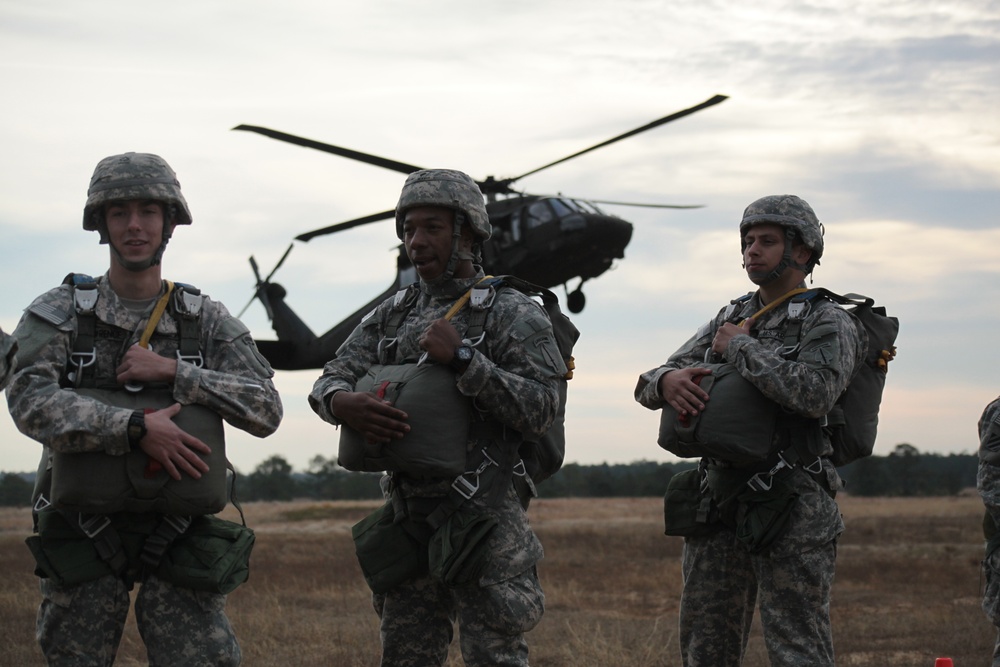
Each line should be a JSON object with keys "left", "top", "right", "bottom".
{"left": 457, "top": 346, "right": 474, "bottom": 362}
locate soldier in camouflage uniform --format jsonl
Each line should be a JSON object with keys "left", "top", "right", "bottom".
{"left": 635, "top": 195, "right": 864, "bottom": 667}
{"left": 309, "top": 169, "right": 564, "bottom": 666}
{"left": 977, "top": 397, "right": 1000, "bottom": 666}
{"left": 0, "top": 327, "right": 15, "bottom": 390}
{"left": 7, "top": 152, "right": 282, "bottom": 666}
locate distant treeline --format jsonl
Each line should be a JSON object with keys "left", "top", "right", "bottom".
{"left": 0, "top": 444, "right": 978, "bottom": 506}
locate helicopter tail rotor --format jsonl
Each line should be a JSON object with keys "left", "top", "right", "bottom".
{"left": 237, "top": 243, "right": 294, "bottom": 320}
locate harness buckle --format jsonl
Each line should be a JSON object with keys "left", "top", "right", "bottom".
{"left": 176, "top": 350, "right": 205, "bottom": 368}
{"left": 469, "top": 284, "right": 497, "bottom": 311}
{"left": 746, "top": 453, "right": 791, "bottom": 492}
{"left": 33, "top": 494, "right": 51, "bottom": 513}
{"left": 161, "top": 514, "right": 192, "bottom": 535}
{"left": 73, "top": 285, "right": 99, "bottom": 315}
{"left": 463, "top": 333, "right": 486, "bottom": 348}
{"left": 78, "top": 513, "right": 112, "bottom": 539}
{"left": 451, "top": 450, "right": 499, "bottom": 500}
{"left": 69, "top": 350, "right": 97, "bottom": 371}
{"left": 512, "top": 459, "right": 527, "bottom": 478}
{"left": 173, "top": 288, "right": 203, "bottom": 318}
{"left": 787, "top": 299, "right": 811, "bottom": 320}
{"left": 803, "top": 456, "right": 824, "bottom": 475}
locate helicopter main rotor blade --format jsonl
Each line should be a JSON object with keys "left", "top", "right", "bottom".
{"left": 232, "top": 125, "right": 426, "bottom": 176}
{"left": 295, "top": 209, "right": 397, "bottom": 243}
{"left": 586, "top": 199, "right": 704, "bottom": 209}
{"left": 506, "top": 94, "right": 728, "bottom": 184}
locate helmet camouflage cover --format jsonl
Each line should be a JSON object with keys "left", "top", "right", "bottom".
{"left": 394, "top": 169, "right": 491, "bottom": 241}
{"left": 739, "top": 194, "right": 823, "bottom": 270}
{"left": 83, "top": 152, "right": 192, "bottom": 231}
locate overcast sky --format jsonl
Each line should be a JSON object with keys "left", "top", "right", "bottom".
{"left": 1, "top": 0, "right": 998, "bottom": 476}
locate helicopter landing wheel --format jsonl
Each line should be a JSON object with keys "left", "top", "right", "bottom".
{"left": 567, "top": 288, "right": 586, "bottom": 314}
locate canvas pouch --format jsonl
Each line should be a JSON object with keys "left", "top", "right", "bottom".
{"left": 351, "top": 502, "right": 429, "bottom": 594}
{"left": 428, "top": 507, "right": 498, "bottom": 587}
{"left": 156, "top": 515, "right": 255, "bottom": 594}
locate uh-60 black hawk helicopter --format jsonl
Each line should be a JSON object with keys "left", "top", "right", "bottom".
{"left": 234, "top": 94, "right": 727, "bottom": 371}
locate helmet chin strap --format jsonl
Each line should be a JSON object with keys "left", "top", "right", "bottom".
{"left": 745, "top": 227, "right": 810, "bottom": 285}
{"left": 103, "top": 219, "right": 173, "bottom": 273}
{"left": 425, "top": 212, "right": 469, "bottom": 286}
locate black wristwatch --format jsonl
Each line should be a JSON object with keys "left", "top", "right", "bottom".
{"left": 127, "top": 409, "right": 147, "bottom": 450}
{"left": 450, "top": 345, "right": 474, "bottom": 373}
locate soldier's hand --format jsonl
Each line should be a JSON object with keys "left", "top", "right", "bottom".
{"left": 140, "top": 403, "right": 212, "bottom": 481}
{"left": 711, "top": 318, "right": 754, "bottom": 356}
{"left": 331, "top": 390, "right": 409, "bottom": 445}
{"left": 660, "top": 367, "right": 713, "bottom": 420}
{"left": 117, "top": 344, "right": 178, "bottom": 385}
{"left": 419, "top": 319, "right": 463, "bottom": 365}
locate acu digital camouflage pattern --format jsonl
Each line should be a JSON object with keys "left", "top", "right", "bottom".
{"left": 38, "top": 574, "right": 240, "bottom": 666}
{"left": 0, "top": 327, "right": 15, "bottom": 391}
{"left": 394, "top": 169, "right": 491, "bottom": 241}
{"left": 977, "top": 397, "right": 1000, "bottom": 666}
{"left": 740, "top": 194, "right": 824, "bottom": 268}
{"left": 8, "top": 275, "right": 281, "bottom": 455}
{"left": 83, "top": 152, "right": 193, "bottom": 231}
{"left": 7, "top": 274, "right": 281, "bottom": 667}
{"left": 635, "top": 290, "right": 864, "bottom": 667}
{"left": 310, "top": 269, "right": 564, "bottom": 666}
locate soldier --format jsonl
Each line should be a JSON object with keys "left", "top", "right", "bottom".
{"left": 978, "top": 397, "right": 1000, "bottom": 666}
{"left": 309, "top": 169, "right": 565, "bottom": 666}
{"left": 7, "top": 152, "right": 282, "bottom": 666}
{"left": 0, "top": 327, "right": 15, "bottom": 390}
{"left": 635, "top": 195, "right": 865, "bottom": 667}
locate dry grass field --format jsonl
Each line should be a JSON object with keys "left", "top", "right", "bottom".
{"left": 0, "top": 494, "right": 992, "bottom": 666}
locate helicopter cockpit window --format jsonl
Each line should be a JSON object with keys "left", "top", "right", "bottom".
{"left": 526, "top": 201, "right": 554, "bottom": 228}
{"left": 550, "top": 198, "right": 576, "bottom": 216}
{"left": 575, "top": 199, "right": 604, "bottom": 215}
{"left": 552, "top": 198, "right": 586, "bottom": 231}
{"left": 509, "top": 209, "right": 522, "bottom": 243}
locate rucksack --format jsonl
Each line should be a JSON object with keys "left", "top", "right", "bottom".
{"left": 785, "top": 288, "right": 898, "bottom": 467}
{"left": 380, "top": 275, "right": 579, "bottom": 486}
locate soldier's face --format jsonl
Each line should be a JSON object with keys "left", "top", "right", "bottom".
{"left": 742, "top": 223, "right": 811, "bottom": 284}
{"left": 105, "top": 199, "right": 166, "bottom": 265}
{"left": 403, "top": 206, "right": 459, "bottom": 281}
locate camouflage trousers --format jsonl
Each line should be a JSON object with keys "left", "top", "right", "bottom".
{"left": 679, "top": 529, "right": 837, "bottom": 667}
{"left": 37, "top": 573, "right": 240, "bottom": 667}
{"left": 982, "top": 550, "right": 1000, "bottom": 666}
{"left": 373, "top": 565, "right": 544, "bottom": 667}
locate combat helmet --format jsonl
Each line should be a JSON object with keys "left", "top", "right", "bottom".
{"left": 395, "top": 169, "right": 491, "bottom": 282}
{"left": 83, "top": 152, "right": 191, "bottom": 271}
{"left": 739, "top": 194, "right": 823, "bottom": 283}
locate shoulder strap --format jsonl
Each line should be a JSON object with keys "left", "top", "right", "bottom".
{"left": 171, "top": 282, "right": 204, "bottom": 367}
{"left": 62, "top": 274, "right": 100, "bottom": 387}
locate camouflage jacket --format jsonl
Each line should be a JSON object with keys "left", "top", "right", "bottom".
{"left": 310, "top": 269, "right": 564, "bottom": 441}
{"left": 978, "top": 398, "right": 1000, "bottom": 531}
{"left": 636, "top": 287, "right": 865, "bottom": 556}
{"left": 7, "top": 274, "right": 282, "bottom": 457}
{"left": 0, "top": 328, "right": 15, "bottom": 391}
{"left": 309, "top": 269, "right": 565, "bottom": 583}
{"left": 636, "top": 287, "right": 865, "bottom": 451}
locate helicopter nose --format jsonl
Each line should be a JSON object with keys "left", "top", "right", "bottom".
{"left": 602, "top": 218, "right": 634, "bottom": 256}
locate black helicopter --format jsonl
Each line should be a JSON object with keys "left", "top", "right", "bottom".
{"left": 234, "top": 94, "right": 728, "bottom": 370}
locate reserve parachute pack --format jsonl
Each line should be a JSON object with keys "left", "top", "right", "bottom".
{"left": 659, "top": 287, "right": 897, "bottom": 469}
{"left": 31, "top": 273, "right": 229, "bottom": 516}
{"left": 368, "top": 275, "right": 578, "bottom": 487}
